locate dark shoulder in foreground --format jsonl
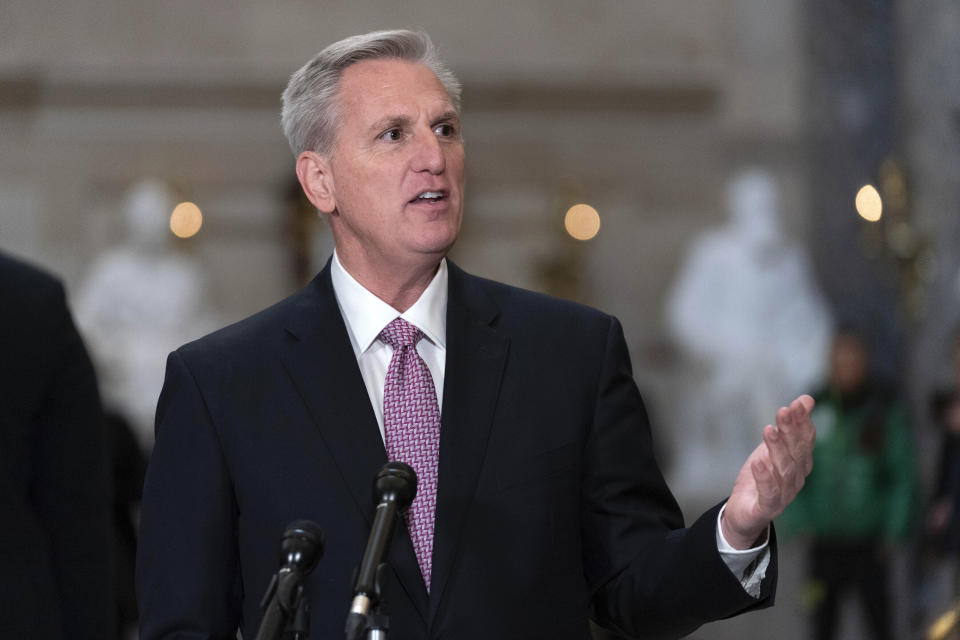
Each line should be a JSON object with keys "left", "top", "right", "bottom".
{"left": 0, "top": 252, "right": 72, "bottom": 351}
{"left": 0, "top": 251, "right": 65, "bottom": 305}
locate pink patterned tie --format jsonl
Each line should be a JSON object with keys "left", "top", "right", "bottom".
{"left": 379, "top": 317, "right": 440, "bottom": 591}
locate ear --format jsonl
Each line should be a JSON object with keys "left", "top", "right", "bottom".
{"left": 295, "top": 151, "right": 337, "bottom": 214}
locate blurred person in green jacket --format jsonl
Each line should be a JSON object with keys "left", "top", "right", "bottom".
{"left": 780, "top": 329, "right": 916, "bottom": 640}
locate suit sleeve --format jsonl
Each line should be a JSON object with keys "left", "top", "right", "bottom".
{"left": 137, "top": 351, "right": 243, "bottom": 640}
{"left": 33, "top": 281, "right": 115, "bottom": 640}
{"left": 585, "top": 317, "right": 776, "bottom": 639}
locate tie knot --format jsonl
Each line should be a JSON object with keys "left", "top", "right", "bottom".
{"left": 378, "top": 317, "right": 424, "bottom": 350}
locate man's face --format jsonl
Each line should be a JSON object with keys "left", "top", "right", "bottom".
{"left": 320, "top": 58, "right": 464, "bottom": 273}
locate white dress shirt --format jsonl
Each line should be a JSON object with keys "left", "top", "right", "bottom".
{"left": 329, "top": 250, "right": 768, "bottom": 595}
{"left": 330, "top": 251, "right": 448, "bottom": 441}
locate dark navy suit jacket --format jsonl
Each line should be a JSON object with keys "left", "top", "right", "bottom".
{"left": 136, "top": 261, "right": 775, "bottom": 640}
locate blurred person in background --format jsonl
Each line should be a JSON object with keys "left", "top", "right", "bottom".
{"left": 0, "top": 251, "right": 114, "bottom": 639}
{"left": 781, "top": 329, "right": 916, "bottom": 640}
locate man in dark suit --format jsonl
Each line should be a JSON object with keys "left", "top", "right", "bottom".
{"left": 0, "top": 252, "right": 114, "bottom": 639}
{"left": 137, "top": 30, "right": 815, "bottom": 640}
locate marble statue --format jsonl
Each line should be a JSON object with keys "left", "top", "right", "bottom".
{"left": 75, "top": 178, "right": 219, "bottom": 447}
{"left": 665, "top": 168, "right": 833, "bottom": 494}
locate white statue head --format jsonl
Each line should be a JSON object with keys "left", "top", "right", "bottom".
{"left": 123, "top": 178, "right": 175, "bottom": 251}
{"left": 726, "top": 167, "right": 783, "bottom": 249}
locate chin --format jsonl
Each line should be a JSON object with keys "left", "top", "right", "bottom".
{"left": 414, "top": 225, "right": 459, "bottom": 254}
{"left": 417, "top": 240, "right": 457, "bottom": 259}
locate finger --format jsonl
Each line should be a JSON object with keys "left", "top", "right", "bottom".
{"left": 776, "top": 399, "right": 815, "bottom": 473}
{"left": 763, "top": 424, "right": 800, "bottom": 493}
{"left": 772, "top": 406, "right": 800, "bottom": 459}
{"left": 791, "top": 395, "right": 816, "bottom": 438}
{"left": 787, "top": 397, "right": 816, "bottom": 475}
{"left": 752, "top": 458, "right": 782, "bottom": 517}
{"left": 785, "top": 395, "right": 814, "bottom": 426}
{"left": 778, "top": 398, "right": 807, "bottom": 439}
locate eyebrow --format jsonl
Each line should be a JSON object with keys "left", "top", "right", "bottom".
{"left": 368, "top": 110, "right": 460, "bottom": 134}
{"left": 369, "top": 114, "right": 413, "bottom": 134}
{"left": 432, "top": 110, "right": 460, "bottom": 126}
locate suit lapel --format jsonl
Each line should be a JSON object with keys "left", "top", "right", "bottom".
{"left": 428, "top": 263, "right": 509, "bottom": 622}
{"left": 277, "top": 264, "right": 430, "bottom": 621}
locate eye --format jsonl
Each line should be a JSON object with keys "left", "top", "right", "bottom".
{"left": 434, "top": 123, "right": 457, "bottom": 138}
{"left": 379, "top": 128, "right": 403, "bottom": 142}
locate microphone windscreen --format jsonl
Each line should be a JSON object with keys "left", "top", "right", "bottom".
{"left": 374, "top": 461, "right": 417, "bottom": 509}
{"left": 279, "top": 519, "right": 325, "bottom": 574}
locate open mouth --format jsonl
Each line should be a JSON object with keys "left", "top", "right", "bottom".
{"left": 410, "top": 190, "right": 447, "bottom": 204}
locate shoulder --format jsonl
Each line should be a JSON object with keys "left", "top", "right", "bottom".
{"left": 0, "top": 251, "right": 66, "bottom": 311}
{"left": 176, "top": 276, "right": 326, "bottom": 370}
{"left": 0, "top": 254, "right": 75, "bottom": 352}
{"left": 448, "top": 266, "right": 624, "bottom": 372}
{"left": 177, "top": 291, "right": 305, "bottom": 356}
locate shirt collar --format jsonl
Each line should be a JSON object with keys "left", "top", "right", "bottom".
{"left": 330, "top": 250, "right": 448, "bottom": 356}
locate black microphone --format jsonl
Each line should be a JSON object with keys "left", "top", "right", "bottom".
{"left": 255, "top": 520, "right": 325, "bottom": 640}
{"left": 345, "top": 461, "right": 417, "bottom": 640}
{"left": 279, "top": 520, "right": 325, "bottom": 574}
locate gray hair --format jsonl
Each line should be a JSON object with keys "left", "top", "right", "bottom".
{"left": 281, "top": 29, "right": 462, "bottom": 157}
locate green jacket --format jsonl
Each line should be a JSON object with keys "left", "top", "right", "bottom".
{"left": 779, "top": 385, "right": 916, "bottom": 542}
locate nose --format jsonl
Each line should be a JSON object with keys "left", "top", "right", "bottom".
{"left": 411, "top": 129, "right": 445, "bottom": 175}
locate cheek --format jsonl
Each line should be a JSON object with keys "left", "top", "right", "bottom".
{"left": 339, "top": 171, "right": 383, "bottom": 208}
{"left": 447, "top": 154, "right": 466, "bottom": 190}
{"left": 448, "top": 148, "right": 465, "bottom": 170}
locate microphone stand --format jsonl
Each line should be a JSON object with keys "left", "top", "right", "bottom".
{"left": 346, "top": 564, "right": 390, "bottom": 640}
{"left": 344, "top": 462, "right": 417, "bottom": 640}
{"left": 365, "top": 611, "right": 390, "bottom": 640}
{"left": 254, "top": 520, "right": 325, "bottom": 640}
{"left": 256, "top": 569, "right": 309, "bottom": 640}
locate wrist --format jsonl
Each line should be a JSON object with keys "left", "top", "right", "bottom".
{"left": 721, "top": 511, "right": 768, "bottom": 550}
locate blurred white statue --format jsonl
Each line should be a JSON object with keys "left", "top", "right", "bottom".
{"left": 665, "top": 168, "right": 832, "bottom": 494}
{"left": 75, "top": 178, "right": 219, "bottom": 447}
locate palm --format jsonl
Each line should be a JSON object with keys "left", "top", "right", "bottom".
{"left": 721, "top": 395, "right": 815, "bottom": 549}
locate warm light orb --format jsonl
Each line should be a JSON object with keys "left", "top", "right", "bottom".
{"left": 855, "top": 184, "right": 882, "bottom": 222}
{"left": 170, "top": 202, "right": 203, "bottom": 238}
{"left": 564, "top": 203, "right": 601, "bottom": 241}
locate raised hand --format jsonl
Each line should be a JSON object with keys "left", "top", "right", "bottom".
{"left": 721, "top": 394, "right": 816, "bottom": 549}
